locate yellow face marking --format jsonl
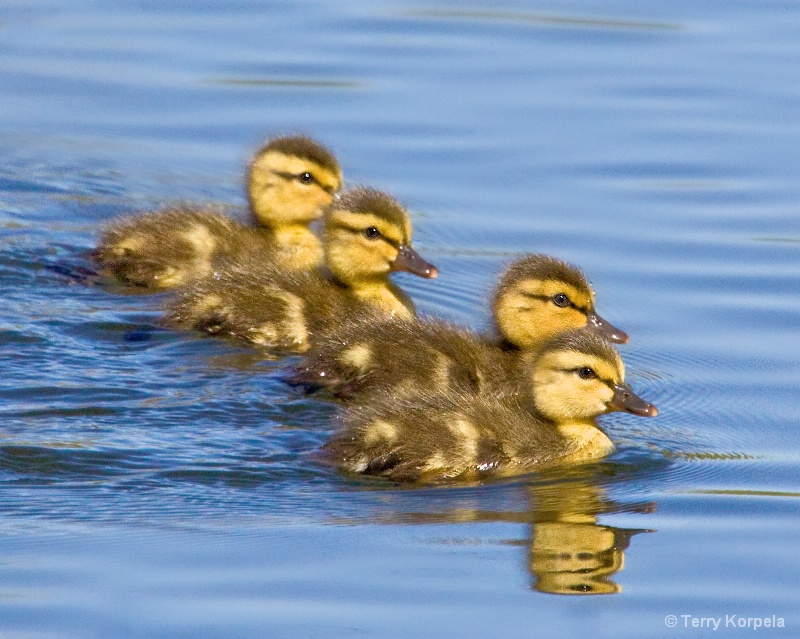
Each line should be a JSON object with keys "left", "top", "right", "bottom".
{"left": 327, "top": 210, "right": 408, "bottom": 246}
{"left": 324, "top": 212, "right": 404, "bottom": 283}
{"left": 249, "top": 150, "right": 342, "bottom": 226}
{"left": 322, "top": 207, "right": 417, "bottom": 317}
{"left": 496, "top": 279, "right": 594, "bottom": 349}
{"left": 532, "top": 350, "right": 622, "bottom": 422}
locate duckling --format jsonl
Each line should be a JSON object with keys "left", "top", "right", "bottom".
{"left": 289, "top": 253, "right": 627, "bottom": 399}
{"left": 93, "top": 135, "right": 343, "bottom": 289}
{"left": 164, "top": 187, "right": 438, "bottom": 352}
{"left": 323, "top": 329, "right": 657, "bottom": 483}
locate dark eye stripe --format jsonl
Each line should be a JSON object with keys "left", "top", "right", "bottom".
{"left": 562, "top": 367, "right": 615, "bottom": 389}
{"left": 272, "top": 169, "right": 336, "bottom": 193}
{"left": 520, "top": 292, "right": 588, "bottom": 314}
{"left": 336, "top": 221, "right": 401, "bottom": 249}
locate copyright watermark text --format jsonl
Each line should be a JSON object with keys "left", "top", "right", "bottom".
{"left": 664, "top": 615, "right": 785, "bottom": 631}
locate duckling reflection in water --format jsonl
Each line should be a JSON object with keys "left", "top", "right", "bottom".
{"left": 325, "top": 473, "right": 653, "bottom": 595}
{"left": 290, "top": 253, "right": 627, "bottom": 400}
{"left": 527, "top": 478, "right": 652, "bottom": 595}
{"left": 323, "top": 329, "right": 657, "bottom": 482}
{"left": 164, "top": 187, "right": 438, "bottom": 352}
{"left": 93, "top": 135, "right": 343, "bottom": 289}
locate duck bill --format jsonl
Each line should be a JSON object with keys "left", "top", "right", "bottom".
{"left": 608, "top": 383, "right": 658, "bottom": 417}
{"left": 587, "top": 312, "right": 629, "bottom": 344}
{"left": 391, "top": 245, "right": 439, "bottom": 279}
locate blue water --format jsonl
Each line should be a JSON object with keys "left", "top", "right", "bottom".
{"left": 1, "top": 1, "right": 799, "bottom": 637}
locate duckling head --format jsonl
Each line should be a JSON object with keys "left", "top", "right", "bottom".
{"left": 529, "top": 329, "right": 657, "bottom": 425}
{"left": 247, "top": 135, "right": 343, "bottom": 228}
{"left": 323, "top": 187, "right": 439, "bottom": 287}
{"left": 492, "top": 254, "right": 628, "bottom": 350}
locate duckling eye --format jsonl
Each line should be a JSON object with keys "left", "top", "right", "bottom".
{"left": 553, "top": 293, "right": 571, "bottom": 308}
{"left": 364, "top": 227, "right": 381, "bottom": 240}
{"left": 299, "top": 172, "right": 314, "bottom": 185}
{"left": 578, "top": 367, "right": 597, "bottom": 380}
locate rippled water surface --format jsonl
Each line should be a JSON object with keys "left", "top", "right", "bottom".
{"left": 1, "top": 1, "right": 799, "bottom": 637}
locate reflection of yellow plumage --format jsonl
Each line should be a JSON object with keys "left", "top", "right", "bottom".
{"left": 93, "top": 135, "right": 343, "bottom": 289}
{"left": 290, "top": 254, "right": 627, "bottom": 399}
{"left": 164, "top": 187, "right": 438, "bottom": 352}
{"left": 327, "top": 472, "right": 653, "bottom": 595}
{"left": 324, "top": 329, "right": 657, "bottom": 481}
{"left": 532, "top": 521, "right": 625, "bottom": 594}
{"left": 527, "top": 478, "right": 650, "bottom": 595}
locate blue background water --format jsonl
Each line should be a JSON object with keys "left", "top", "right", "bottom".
{"left": 1, "top": 1, "right": 799, "bottom": 637}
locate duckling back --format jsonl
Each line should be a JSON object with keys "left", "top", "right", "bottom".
{"left": 93, "top": 135, "right": 342, "bottom": 290}
{"left": 323, "top": 389, "right": 574, "bottom": 482}
{"left": 165, "top": 255, "right": 378, "bottom": 353}
{"left": 163, "top": 187, "right": 437, "bottom": 353}
{"left": 93, "top": 205, "right": 268, "bottom": 289}
{"left": 288, "top": 315, "right": 514, "bottom": 399}
{"left": 291, "top": 253, "right": 625, "bottom": 401}
{"left": 323, "top": 329, "right": 657, "bottom": 482}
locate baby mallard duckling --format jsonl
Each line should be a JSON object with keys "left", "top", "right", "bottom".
{"left": 93, "top": 135, "right": 343, "bottom": 289}
{"left": 289, "top": 253, "right": 626, "bottom": 399}
{"left": 323, "top": 329, "right": 657, "bottom": 483}
{"left": 164, "top": 187, "right": 438, "bottom": 352}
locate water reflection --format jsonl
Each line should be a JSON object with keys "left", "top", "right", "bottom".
{"left": 526, "top": 477, "right": 651, "bottom": 595}
{"left": 344, "top": 470, "right": 654, "bottom": 596}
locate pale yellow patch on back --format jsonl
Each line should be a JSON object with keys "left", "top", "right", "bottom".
{"left": 339, "top": 343, "right": 373, "bottom": 372}
{"left": 431, "top": 352, "right": 452, "bottom": 391}
{"left": 186, "top": 293, "right": 224, "bottom": 319}
{"left": 181, "top": 224, "right": 218, "bottom": 260}
{"left": 422, "top": 450, "right": 448, "bottom": 472}
{"left": 447, "top": 417, "right": 480, "bottom": 460}
{"left": 248, "top": 323, "right": 279, "bottom": 345}
{"left": 363, "top": 419, "right": 398, "bottom": 446}
{"left": 272, "top": 288, "right": 308, "bottom": 349}
{"left": 113, "top": 235, "right": 145, "bottom": 254}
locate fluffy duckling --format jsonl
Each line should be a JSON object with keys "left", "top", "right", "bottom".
{"left": 289, "top": 254, "right": 627, "bottom": 399}
{"left": 323, "top": 329, "right": 657, "bottom": 482}
{"left": 93, "top": 135, "right": 343, "bottom": 289}
{"left": 164, "top": 187, "right": 438, "bottom": 352}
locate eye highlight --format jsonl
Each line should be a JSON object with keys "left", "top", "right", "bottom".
{"left": 364, "top": 227, "right": 381, "bottom": 240}
{"left": 553, "top": 293, "right": 571, "bottom": 308}
{"left": 578, "top": 367, "right": 597, "bottom": 380}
